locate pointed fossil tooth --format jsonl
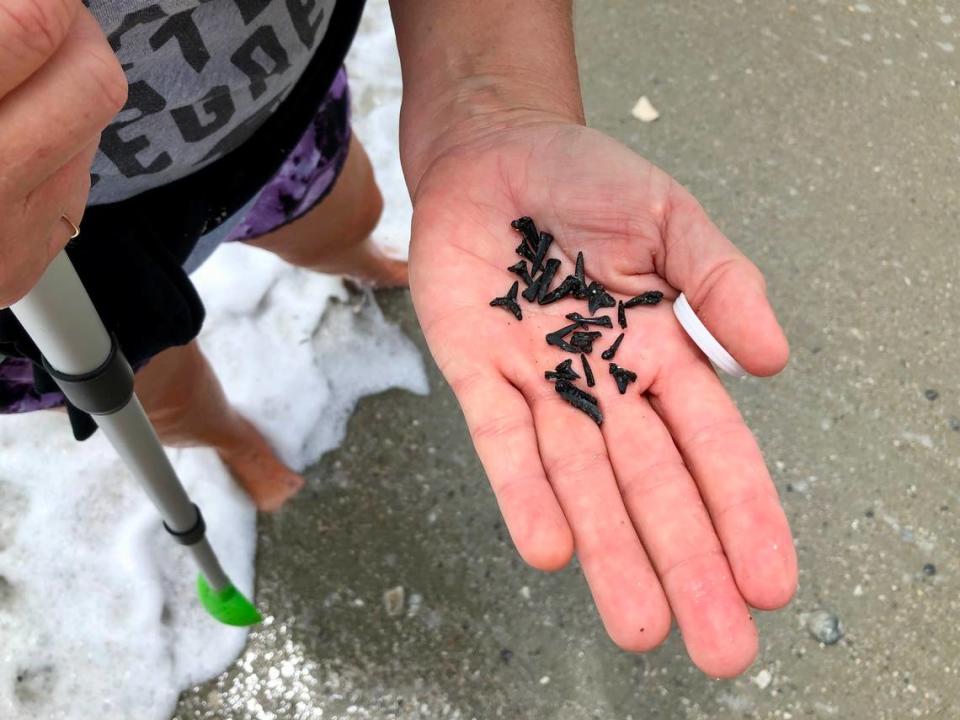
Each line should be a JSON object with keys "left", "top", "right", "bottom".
{"left": 600, "top": 333, "right": 625, "bottom": 361}
{"left": 490, "top": 281, "right": 522, "bottom": 320}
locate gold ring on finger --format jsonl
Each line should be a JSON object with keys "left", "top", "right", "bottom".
{"left": 60, "top": 214, "right": 80, "bottom": 239}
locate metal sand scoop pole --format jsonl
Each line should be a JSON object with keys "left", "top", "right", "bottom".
{"left": 10, "top": 250, "right": 261, "bottom": 627}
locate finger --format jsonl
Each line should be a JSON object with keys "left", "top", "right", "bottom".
{"left": 0, "top": 137, "right": 96, "bottom": 308}
{"left": 26, "top": 133, "right": 98, "bottom": 243}
{"left": 0, "top": 7, "right": 126, "bottom": 193}
{"left": 650, "top": 358, "right": 798, "bottom": 611}
{"left": 449, "top": 367, "right": 574, "bottom": 572}
{"left": 601, "top": 390, "right": 758, "bottom": 678}
{"left": 660, "top": 184, "right": 789, "bottom": 376}
{"left": 519, "top": 373, "right": 672, "bottom": 652}
{"left": 0, "top": 0, "right": 77, "bottom": 98}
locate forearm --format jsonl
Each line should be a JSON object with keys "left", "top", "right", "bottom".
{"left": 389, "top": 0, "right": 585, "bottom": 192}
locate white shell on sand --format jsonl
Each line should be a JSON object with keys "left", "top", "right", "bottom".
{"left": 631, "top": 95, "right": 660, "bottom": 122}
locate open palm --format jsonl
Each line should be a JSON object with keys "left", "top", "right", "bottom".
{"left": 407, "top": 123, "right": 796, "bottom": 677}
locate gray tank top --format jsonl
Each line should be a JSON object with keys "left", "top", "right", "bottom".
{"left": 84, "top": 0, "right": 338, "bottom": 205}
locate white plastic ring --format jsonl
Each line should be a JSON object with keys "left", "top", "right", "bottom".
{"left": 672, "top": 293, "right": 748, "bottom": 378}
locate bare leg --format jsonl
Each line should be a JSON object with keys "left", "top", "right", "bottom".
{"left": 245, "top": 132, "right": 407, "bottom": 287}
{"left": 133, "top": 131, "right": 400, "bottom": 511}
{"left": 135, "top": 341, "right": 305, "bottom": 512}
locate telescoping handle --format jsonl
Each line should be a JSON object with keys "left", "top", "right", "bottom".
{"left": 9, "top": 251, "right": 261, "bottom": 626}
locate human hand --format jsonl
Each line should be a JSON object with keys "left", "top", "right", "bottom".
{"left": 0, "top": 0, "right": 127, "bottom": 307}
{"left": 407, "top": 120, "right": 796, "bottom": 677}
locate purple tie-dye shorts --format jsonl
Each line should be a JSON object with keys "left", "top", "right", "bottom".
{"left": 0, "top": 68, "right": 352, "bottom": 415}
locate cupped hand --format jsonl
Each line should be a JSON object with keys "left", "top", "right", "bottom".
{"left": 407, "top": 122, "right": 796, "bottom": 677}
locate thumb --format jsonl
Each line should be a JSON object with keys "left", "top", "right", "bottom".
{"left": 660, "top": 186, "right": 789, "bottom": 377}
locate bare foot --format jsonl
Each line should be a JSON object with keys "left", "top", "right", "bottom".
{"left": 309, "top": 238, "right": 409, "bottom": 288}
{"left": 215, "top": 417, "right": 305, "bottom": 512}
{"left": 244, "top": 132, "right": 409, "bottom": 287}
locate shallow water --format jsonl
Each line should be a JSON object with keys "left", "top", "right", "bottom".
{"left": 0, "top": 1, "right": 425, "bottom": 717}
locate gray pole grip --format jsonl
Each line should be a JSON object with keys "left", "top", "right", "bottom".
{"left": 9, "top": 251, "right": 232, "bottom": 590}
{"left": 10, "top": 252, "right": 113, "bottom": 375}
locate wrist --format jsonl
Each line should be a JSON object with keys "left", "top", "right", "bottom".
{"left": 399, "top": 72, "right": 584, "bottom": 197}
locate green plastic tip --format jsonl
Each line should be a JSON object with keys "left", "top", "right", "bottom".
{"left": 197, "top": 575, "right": 263, "bottom": 627}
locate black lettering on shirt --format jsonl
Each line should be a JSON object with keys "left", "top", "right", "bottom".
{"left": 230, "top": 25, "right": 292, "bottom": 101}
{"left": 171, "top": 86, "right": 237, "bottom": 142}
{"left": 99, "top": 80, "right": 173, "bottom": 177}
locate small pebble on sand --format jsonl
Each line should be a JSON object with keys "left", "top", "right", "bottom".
{"left": 383, "top": 586, "right": 405, "bottom": 617}
{"left": 539, "top": 676, "right": 551, "bottom": 685}
{"left": 807, "top": 610, "right": 844, "bottom": 645}
{"left": 924, "top": 389, "right": 939, "bottom": 401}
{"left": 923, "top": 563, "right": 937, "bottom": 576}
{"left": 206, "top": 690, "right": 222, "bottom": 709}
{"left": 407, "top": 592, "right": 423, "bottom": 618}
{"left": 752, "top": 669, "right": 773, "bottom": 689}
